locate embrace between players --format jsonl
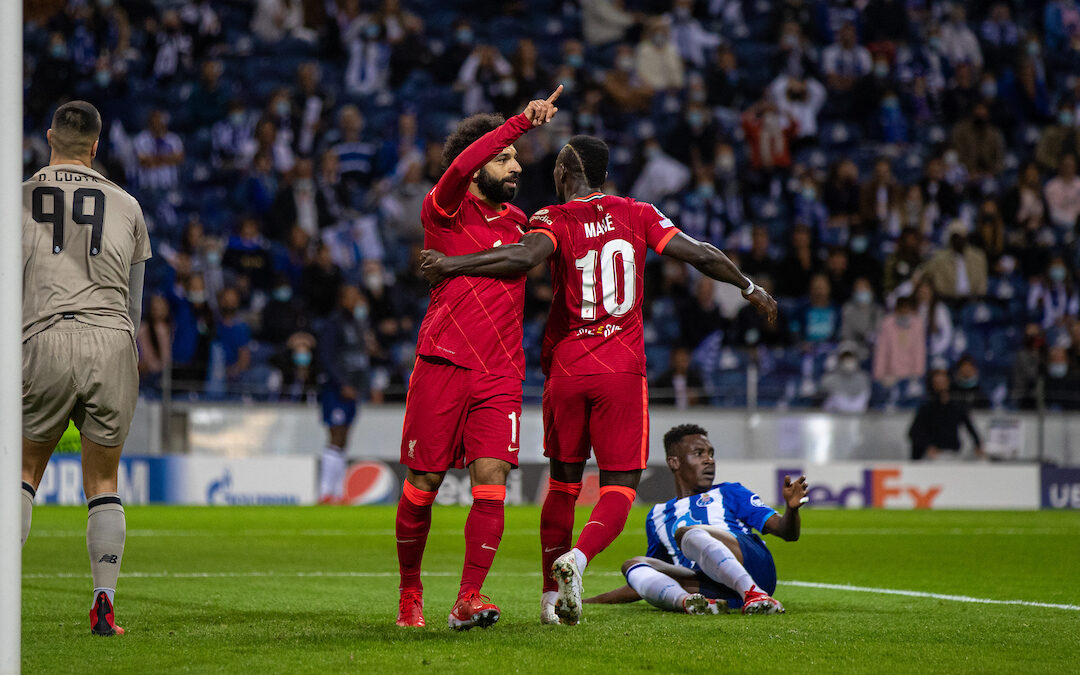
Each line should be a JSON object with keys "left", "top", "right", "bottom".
{"left": 395, "top": 85, "right": 810, "bottom": 629}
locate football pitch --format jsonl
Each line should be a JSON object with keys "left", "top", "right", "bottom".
{"left": 21, "top": 506, "right": 1080, "bottom": 674}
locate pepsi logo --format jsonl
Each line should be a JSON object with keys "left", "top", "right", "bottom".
{"left": 344, "top": 461, "right": 397, "bottom": 505}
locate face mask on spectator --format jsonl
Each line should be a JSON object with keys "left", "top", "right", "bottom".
{"left": 882, "top": 96, "right": 899, "bottom": 111}
{"left": 500, "top": 78, "right": 517, "bottom": 96}
{"left": 455, "top": 28, "right": 474, "bottom": 45}
{"left": 854, "top": 289, "right": 873, "bottom": 305}
{"left": 616, "top": 56, "right": 635, "bottom": 72}
{"left": 50, "top": 43, "right": 66, "bottom": 59}
{"left": 928, "top": 37, "right": 942, "bottom": 52}
{"left": 687, "top": 111, "right": 705, "bottom": 128}
{"left": 874, "top": 62, "right": 889, "bottom": 79}
{"left": 293, "top": 350, "right": 312, "bottom": 367}
{"left": 651, "top": 32, "right": 668, "bottom": 47}
{"left": 365, "top": 273, "right": 384, "bottom": 293}
{"left": 896, "top": 314, "right": 912, "bottom": 328}
{"left": 745, "top": 327, "right": 760, "bottom": 345}
{"left": 980, "top": 81, "right": 997, "bottom": 99}
{"left": 1060, "top": 111, "right": 1075, "bottom": 127}
{"left": 1048, "top": 363, "right": 1068, "bottom": 379}
{"left": 716, "top": 153, "right": 736, "bottom": 173}
{"left": 782, "top": 34, "right": 799, "bottom": 50}
{"left": 229, "top": 111, "right": 246, "bottom": 126}
{"left": 188, "top": 290, "right": 207, "bottom": 304}
{"left": 577, "top": 112, "right": 594, "bottom": 128}
{"left": 1049, "top": 266, "right": 1067, "bottom": 283}
{"left": 840, "top": 357, "right": 858, "bottom": 373}
{"left": 95, "top": 70, "right": 111, "bottom": 87}
{"left": 696, "top": 183, "right": 715, "bottom": 199}
{"left": 800, "top": 185, "right": 817, "bottom": 201}
{"left": 567, "top": 54, "right": 583, "bottom": 69}
{"left": 955, "top": 375, "right": 978, "bottom": 389}
{"left": 206, "top": 250, "right": 221, "bottom": 266}
{"left": 275, "top": 100, "right": 290, "bottom": 118}
{"left": 363, "top": 23, "right": 380, "bottom": 39}
{"left": 850, "top": 235, "right": 869, "bottom": 254}
{"left": 1026, "top": 42, "right": 1039, "bottom": 57}
{"left": 273, "top": 286, "right": 292, "bottom": 302}
{"left": 353, "top": 305, "right": 369, "bottom": 321}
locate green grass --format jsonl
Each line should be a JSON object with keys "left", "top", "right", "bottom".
{"left": 22, "top": 506, "right": 1080, "bottom": 673}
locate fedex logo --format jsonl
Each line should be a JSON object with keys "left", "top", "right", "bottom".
{"left": 777, "top": 467, "right": 943, "bottom": 509}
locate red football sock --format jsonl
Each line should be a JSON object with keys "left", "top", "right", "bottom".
{"left": 396, "top": 481, "right": 437, "bottom": 594}
{"left": 574, "top": 485, "right": 636, "bottom": 562}
{"left": 540, "top": 479, "right": 581, "bottom": 592}
{"left": 459, "top": 485, "right": 506, "bottom": 597}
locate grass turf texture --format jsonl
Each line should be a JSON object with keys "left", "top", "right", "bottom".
{"left": 22, "top": 506, "right": 1080, "bottom": 673}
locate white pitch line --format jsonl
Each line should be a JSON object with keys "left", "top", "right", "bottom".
{"left": 22, "top": 570, "right": 1080, "bottom": 612}
{"left": 781, "top": 580, "right": 1080, "bottom": 612}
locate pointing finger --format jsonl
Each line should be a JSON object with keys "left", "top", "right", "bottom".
{"left": 546, "top": 84, "right": 564, "bottom": 104}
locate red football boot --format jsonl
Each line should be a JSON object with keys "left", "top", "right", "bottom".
{"left": 396, "top": 590, "right": 426, "bottom": 627}
{"left": 741, "top": 586, "right": 785, "bottom": 615}
{"left": 447, "top": 591, "right": 500, "bottom": 631}
{"left": 90, "top": 591, "right": 125, "bottom": 636}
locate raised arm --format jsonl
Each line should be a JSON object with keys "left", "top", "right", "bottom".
{"left": 662, "top": 232, "right": 778, "bottom": 325}
{"left": 420, "top": 231, "right": 555, "bottom": 285}
{"left": 431, "top": 86, "right": 562, "bottom": 217}
{"left": 762, "top": 474, "right": 808, "bottom": 542}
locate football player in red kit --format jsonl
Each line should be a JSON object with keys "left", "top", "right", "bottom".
{"left": 420, "top": 135, "right": 776, "bottom": 625}
{"left": 395, "top": 87, "right": 561, "bottom": 630}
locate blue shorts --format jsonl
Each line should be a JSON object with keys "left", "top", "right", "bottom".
{"left": 695, "top": 533, "right": 776, "bottom": 610}
{"left": 320, "top": 388, "right": 358, "bottom": 428}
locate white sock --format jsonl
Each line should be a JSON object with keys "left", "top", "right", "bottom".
{"left": 541, "top": 590, "right": 558, "bottom": 608}
{"left": 680, "top": 528, "right": 756, "bottom": 599}
{"left": 319, "top": 445, "right": 346, "bottom": 500}
{"left": 625, "top": 564, "right": 689, "bottom": 612}
{"left": 21, "top": 482, "right": 34, "bottom": 546}
{"left": 571, "top": 547, "right": 587, "bottom": 573}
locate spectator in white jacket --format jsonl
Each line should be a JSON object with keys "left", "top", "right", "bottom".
{"left": 635, "top": 17, "right": 685, "bottom": 92}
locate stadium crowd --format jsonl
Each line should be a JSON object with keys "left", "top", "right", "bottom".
{"left": 22, "top": 0, "right": 1080, "bottom": 411}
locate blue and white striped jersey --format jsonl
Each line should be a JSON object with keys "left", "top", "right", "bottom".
{"left": 645, "top": 483, "right": 776, "bottom": 569}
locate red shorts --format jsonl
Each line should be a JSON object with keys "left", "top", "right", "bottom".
{"left": 542, "top": 373, "right": 649, "bottom": 472}
{"left": 400, "top": 356, "right": 522, "bottom": 472}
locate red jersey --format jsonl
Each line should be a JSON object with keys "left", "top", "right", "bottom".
{"left": 528, "top": 193, "right": 680, "bottom": 377}
{"left": 416, "top": 114, "right": 532, "bottom": 380}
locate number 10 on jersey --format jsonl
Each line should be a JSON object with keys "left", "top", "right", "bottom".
{"left": 574, "top": 238, "right": 636, "bottom": 320}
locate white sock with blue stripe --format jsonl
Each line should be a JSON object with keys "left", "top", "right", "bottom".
{"left": 680, "top": 528, "right": 756, "bottom": 599}
{"left": 625, "top": 564, "right": 689, "bottom": 612}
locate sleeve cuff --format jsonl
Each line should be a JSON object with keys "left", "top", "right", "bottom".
{"left": 530, "top": 228, "right": 558, "bottom": 252}
{"left": 653, "top": 228, "right": 680, "bottom": 254}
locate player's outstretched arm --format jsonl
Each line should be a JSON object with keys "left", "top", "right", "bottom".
{"left": 661, "top": 232, "right": 778, "bottom": 325}
{"left": 583, "top": 584, "right": 642, "bottom": 604}
{"left": 431, "top": 86, "right": 562, "bottom": 217}
{"left": 419, "top": 232, "right": 556, "bottom": 285}
{"left": 763, "top": 474, "right": 808, "bottom": 542}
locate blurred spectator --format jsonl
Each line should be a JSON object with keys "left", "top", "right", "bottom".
{"left": 884, "top": 227, "right": 924, "bottom": 294}
{"left": 821, "top": 22, "right": 870, "bottom": 99}
{"left": 668, "top": 103, "right": 718, "bottom": 170}
{"left": 630, "top": 138, "right": 691, "bottom": 204}
{"left": 151, "top": 10, "right": 193, "bottom": 83}
{"left": 913, "top": 278, "right": 954, "bottom": 360}
{"left": 509, "top": 39, "right": 548, "bottom": 104}
{"left": 603, "top": 45, "right": 653, "bottom": 113}
{"left": 270, "top": 158, "right": 332, "bottom": 239}
{"left": 27, "top": 33, "right": 75, "bottom": 123}
{"left": 362, "top": 259, "right": 412, "bottom": 349}
{"left": 951, "top": 354, "right": 990, "bottom": 410}
{"left": 326, "top": 105, "right": 377, "bottom": 191}
{"left": 134, "top": 109, "right": 184, "bottom": 191}
{"left": 677, "top": 168, "right": 727, "bottom": 246}
{"left": 1011, "top": 324, "right": 1045, "bottom": 410}
{"left": 777, "top": 224, "right": 820, "bottom": 297}
{"left": 823, "top": 247, "right": 853, "bottom": 304}
{"left": 859, "top": 158, "right": 901, "bottom": 234}
{"left": 171, "top": 274, "right": 215, "bottom": 387}
{"left": 1036, "top": 103, "right": 1080, "bottom": 173}
{"left": 1044, "top": 346, "right": 1080, "bottom": 411}
{"left": 293, "top": 62, "right": 333, "bottom": 156}
{"left": 388, "top": 13, "right": 433, "bottom": 87}
{"left": 821, "top": 343, "right": 871, "bottom": 413}
{"left": 211, "top": 100, "right": 254, "bottom": 171}
{"left": 1044, "top": 154, "right": 1080, "bottom": 230}
{"left": 651, "top": 346, "right": 705, "bottom": 409}
{"left": 921, "top": 220, "right": 988, "bottom": 303}
{"left": 582, "top": 0, "right": 637, "bottom": 47}
{"left": 795, "top": 274, "right": 839, "bottom": 344}
{"left": 909, "top": 369, "right": 984, "bottom": 460}
{"left": 824, "top": 159, "right": 861, "bottom": 229}
{"left": 1027, "top": 255, "right": 1079, "bottom": 329}
{"left": 741, "top": 225, "right": 778, "bottom": 281}
{"left": 379, "top": 158, "right": 431, "bottom": 246}
{"left": 223, "top": 216, "right": 274, "bottom": 292}
{"left": 301, "top": 243, "right": 345, "bottom": 318}
{"left": 137, "top": 295, "right": 173, "bottom": 384}
{"left": 740, "top": 100, "right": 797, "bottom": 172}
{"left": 269, "top": 332, "right": 319, "bottom": 402}
{"left": 938, "top": 5, "right": 983, "bottom": 71}
{"left": 456, "top": 44, "right": 511, "bottom": 115}
{"left": 252, "top": 0, "right": 312, "bottom": 44}
{"left": 241, "top": 114, "right": 295, "bottom": 175}
{"left": 316, "top": 150, "right": 348, "bottom": 224}
{"left": 214, "top": 286, "right": 255, "bottom": 388}
{"left": 271, "top": 225, "right": 312, "bottom": 288}
{"left": 951, "top": 102, "right": 1005, "bottom": 180}
{"left": 678, "top": 278, "right": 727, "bottom": 349}
{"left": 919, "top": 156, "right": 961, "bottom": 225}
{"left": 767, "top": 73, "right": 825, "bottom": 143}
{"left": 972, "top": 198, "right": 1006, "bottom": 262}
{"left": 260, "top": 273, "right": 311, "bottom": 345}
{"left": 235, "top": 151, "right": 279, "bottom": 216}
{"left": 1002, "top": 162, "right": 1047, "bottom": 231}
{"left": 979, "top": 3, "right": 1019, "bottom": 74}
{"left": 635, "top": 17, "right": 684, "bottom": 92}
{"left": 730, "top": 278, "right": 792, "bottom": 348}
{"left": 840, "top": 277, "right": 883, "bottom": 347}
{"left": 187, "top": 60, "right": 229, "bottom": 129}
{"left": 667, "top": 0, "right": 721, "bottom": 69}
{"left": 873, "top": 295, "right": 926, "bottom": 387}
{"left": 707, "top": 45, "right": 745, "bottom": 111}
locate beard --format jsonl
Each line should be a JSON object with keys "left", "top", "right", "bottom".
{"left": 477, "top": 168, "right": 518, "bottom": 203}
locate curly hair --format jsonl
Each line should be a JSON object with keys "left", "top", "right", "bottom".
{"left": 663, "top": 423, "right": 709, "bottom": 457}
{"left": 442, "top": 113, "right": 505, "bottom": 170}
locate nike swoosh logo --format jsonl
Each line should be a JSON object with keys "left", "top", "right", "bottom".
{"left": 481, "top": 543, "right": 498, "bottom": 551}
{"left": 544, "top": 546, "right": 562, "bottom": 553}
{"left": 397, "top": 539, "right": 417, "bottom": 543}
{"left": 585, "top": 521, "right": 604, "bottom": 527}
{"left": 484, "top": 215, "right": 500, "bottom": 222}
{"left": 507, "top": 446, "right": 519, "bottom": 453}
